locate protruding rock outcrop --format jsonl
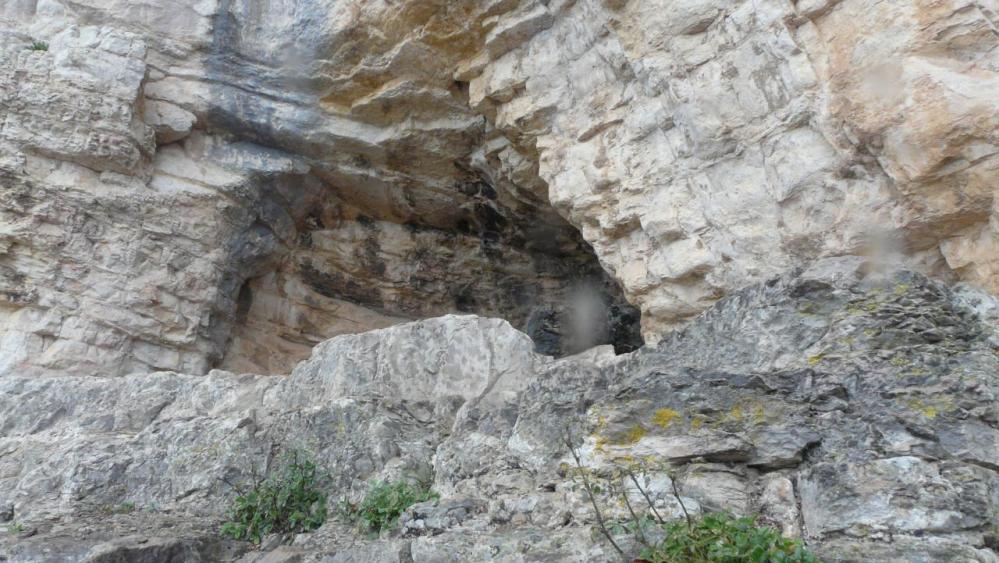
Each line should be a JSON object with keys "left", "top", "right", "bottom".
{"left": 2, "top": 267, "right": 998, "bottom": 561}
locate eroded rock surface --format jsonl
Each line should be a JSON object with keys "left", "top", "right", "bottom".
{"left": 464, "top": 0, "right": 999, "bottom": 336}
{"left": 2, "top": 1, "right": 999, "bottom": 560}
{"left": 2, "top": 268, "right": 998, "bottom": 561}
{"left": 3, "top": 0, "right": 998, "bottom": 376}
{"left": 0, "top": 1, "right": 642, "bottom": 377}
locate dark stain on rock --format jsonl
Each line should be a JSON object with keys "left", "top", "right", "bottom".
{"left": 234, "top": 280, "right": 253, "bottom": 324}
{"left": 299, "top": 260, "right": 383, "bottom": 308}
{"left": 524, "top": 306, "right": 562, "bottom": 356}
{"left": 455, "top": 180, "right": 498, "bottom": 201}
{"left": 351, "top": 154, "right": 372, "bottom": 169}
{"left": 360, "top": 230, "right": 387, "bottom": 277}
{"left": 453, "top": 285, "right": 477, "bottom": 312}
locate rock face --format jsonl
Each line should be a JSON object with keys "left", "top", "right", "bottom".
{"left": 0, "top": 2, "right": 643, "bottom": 378}
{"left": 2, "top": 268, "right": 999, "bottom": 561}
{"left": 464, "top": 0, "right": 999, "bottom": 336}
{"left": 2, "top": 0, "right": 998, "bottom": 376}
{"left": 2, "top": 1, "right": 999, "bottom": 561}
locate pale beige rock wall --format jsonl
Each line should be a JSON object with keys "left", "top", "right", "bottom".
{"left": 1, "top": 0, "right": 996, "bottom": 373}
{"left": 0, "top": 0, "right": 640, "bottom": 376}
{"left": 465, "top": 0, "right": 999, "bottom": 337}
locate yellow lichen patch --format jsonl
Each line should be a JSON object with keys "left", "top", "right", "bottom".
{"left": 619, "top": 424, "right": 648, "bottom": 444}
{"left": 890, "top": 356, "right": 910, "bottom": 367}
{"left": 595, "top": 414, "right": 608, "bottom": 432}
{"left": 690, "top": 416, "right": 705, "bottom": 430}
{"left": 728, "top": 404, "right": 744, "bottom": 422}
{"left": 752, "top": 403, "right": 766, "bottom": 424}
{"left": 894, "top": 283, "right": 910, "bottom": 295}
{"left": 594, "top": 434, "right": 608, "bottom": 453}
{"left": 807, "top": 354, "right": 824, "bottom": 366}
{"left": 652, "top": 408, "right": 681, "bottom": 428}
{"left": 905, "top": 396, "right": 955, "bottom": 420}
{"left": 864, "top": 328, "right": 878, "bottom": 337}
{"left": 612, "top": 454, "right": 636, "bottom": 465}
{"left": 907, "top": 399, "right": 939, "bottom": 419}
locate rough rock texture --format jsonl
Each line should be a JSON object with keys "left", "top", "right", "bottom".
{"left": 3, "top": 1, "right": 999, "bottom": 561}
{"left": 0, "top": 1, "right": 643, "bottom": 377}
{"left": 2, "top": 268, "right": 999, "bottom": 561}
{"left": 464, "top": 0, "right": 999, "bottom": 336}
{"left": 3, "top": 0, "right": 998, "bottom": 376}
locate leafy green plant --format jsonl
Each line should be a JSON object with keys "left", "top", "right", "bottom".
{"left": 8, "top": 522, "right": 23, "bottom": 534}
{"left": 340, "top": 480, "right": 438, "bottom": 534}
{"left": 27, "top": 41, "right": 48, "bottom": 51}
{"left": 220, "top": 451, "right": 328, "bottom": 544}
{"left": 562, "top": 428, "right": 817, "bottom": 563}
{"left": 638, "top": 512, "right": 817, "bottom": 563}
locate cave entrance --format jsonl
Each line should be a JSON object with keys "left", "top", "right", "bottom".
{"left": 217, "top": 170, "right": 643, "bottom": 375}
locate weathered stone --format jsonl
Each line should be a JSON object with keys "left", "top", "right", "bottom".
{"left": 2, "top": 0, "right": 999, "bottom": 561}
{"left": 4, "top": 0, "right": 997, "bottom": 376}
{"left": 143, "top": 100, "right": 196, "bottom": 145}
{"left": 1, "top": 269, "right": 997, "bottom": 561}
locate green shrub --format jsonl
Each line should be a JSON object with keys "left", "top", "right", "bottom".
{"left": 340, "top": 480, "right": 438, "bottom": 533}
{"left": 27, "top": 41, "right": 48, "bottom": 51}
{"left": 638, "top": 512, "right": 817, "bottom": 563}
{"left": 220, "top": 451, "right": 328, "bottom": 544}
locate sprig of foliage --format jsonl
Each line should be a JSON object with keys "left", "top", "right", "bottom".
{"left": 220, "top": 451, "right": 328, "bottom": 544}
{"left": 639, "top": 512, "right": 817, "bottom": 563}
{"left": 27, "top": 41, "right": 48, "bottom": 51}
{"left": 562, "top": 427, "right": 817, "bottom": 562}
{"left": 339, "top": 480, "right": 438, "bottom": 534}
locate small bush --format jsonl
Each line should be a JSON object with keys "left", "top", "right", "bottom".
{"left": 340, "top": 480, "right": 438, "bottom": 533}
{"left": 27, "top": 41, "right": 48, "bottom": 51}
{"left": 220, "top": 451, "right": 328, "bottom": 544}
{"left": 639, "top": 512, "right": 817, "bottom": 563}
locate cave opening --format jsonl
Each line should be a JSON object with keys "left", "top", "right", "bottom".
{"left": 217, "top": 169, "right": 643, "bottom": 375}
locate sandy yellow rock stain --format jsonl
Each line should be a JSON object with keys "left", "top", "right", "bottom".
{"left": 652, "top": 408, "right": 681, "bottom": 428}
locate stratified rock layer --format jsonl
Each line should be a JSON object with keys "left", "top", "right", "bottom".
{"left": 2, "top": 268, "right": 998, "bottom": 561}
{"left": 0, "top": 2, "right": 643, "bottom": 376}
{"left": 3, "top": 0, "right": 997, "bottom": 376}
{"left": 466, "top": 0, "right": 999, "bottom": 336}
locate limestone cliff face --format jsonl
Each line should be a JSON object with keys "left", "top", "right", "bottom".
{"left": 1, "top": 0, "right": 997, "bottom": 376}
{"left": 464, "top": 0, "right": 999, "bottom": 336}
